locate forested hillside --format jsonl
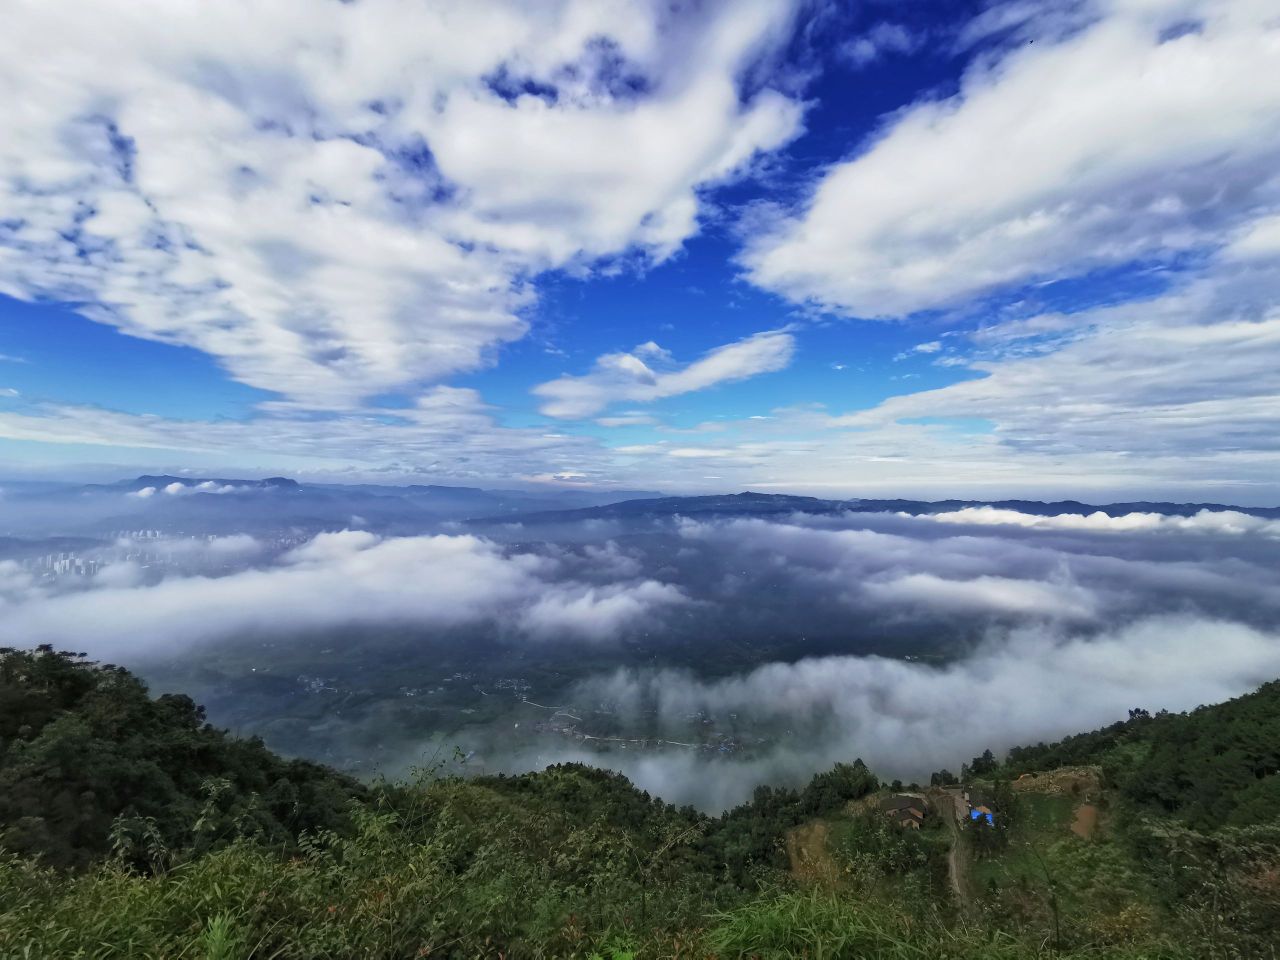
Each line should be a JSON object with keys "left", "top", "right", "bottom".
{"left": 1, "top": 647, "right": 1278, "bottom": 958}
{"left": 994, "top": 679, "right": 1280, "bottom": 829}
{"left": 0, "top": 646, "right": 362, "bottom": 869}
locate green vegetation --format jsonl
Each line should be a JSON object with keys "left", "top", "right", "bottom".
{"left": 995, "top": 682, "right": 1280, "bottom": 829}
{"left": 0, "top": 646, "right": 362, "bottom": 870}
{"left": 2, "top": 647, "right": 1278, "bottom": 957}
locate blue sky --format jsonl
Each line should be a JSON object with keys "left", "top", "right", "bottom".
{"left": 1, "top": 0, "right": 1278, "bottom": 500}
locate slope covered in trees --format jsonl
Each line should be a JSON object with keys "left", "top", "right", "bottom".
{"left": 1, "top": 647, "right": 1278, "bottom": 958}
{"left": 0, "top": 646, "right": 362, "bottom": 869}
{"left": 992, "top": 680, "right": 1280, "bottom": 830}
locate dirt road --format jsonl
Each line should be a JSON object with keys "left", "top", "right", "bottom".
{"left": 936, "top": 791, "right": 970, "bottom": 909}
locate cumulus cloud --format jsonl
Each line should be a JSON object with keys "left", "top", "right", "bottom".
{"left": 0, "top": 0, "right": 804, "bottom": 408}
{"left": 534, "top": 329, "right": 795, "bottom": 418}
{"left": 743, "top": 0, "right": 1280, "bottom": 316}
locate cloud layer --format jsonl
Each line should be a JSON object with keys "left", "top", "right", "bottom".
{"left": 0, "top": 530, "right": 687, "bottom": 658}
{"left": 564, "top": 613, "right": 1280, "bottom": 809}
{"left": 744, "top": 0, "right": 1280, "bottom": 316}
{"left": 918, "top": 505, "right": 1280, "bottom": 538}
{"left": 5, "top": 507, "right": 1280, "bottom": 809}
{"left": 0, "top": 0, "right": 803, "bottom": 407}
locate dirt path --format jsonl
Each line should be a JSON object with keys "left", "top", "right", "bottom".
{"left": 936, "top": 792, "right": 970, "bottom": 910}
{"left": 785, "top": 820, "right": 840, "bottom": 887}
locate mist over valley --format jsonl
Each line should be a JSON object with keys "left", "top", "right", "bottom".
{"left": 5, "top": 477, "right": 1278, "bottom": 810}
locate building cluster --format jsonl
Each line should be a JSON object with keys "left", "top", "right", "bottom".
{"left": 881, "top": 794, "right": 932, "bottom": 829}
{"left": 9, "top": 531, "right": 310, "bottom": 585}
{"left": 297, "top": 675, "right": 338, "bottom": 694}
{"left": 881, "top": 787, "right": 999, "bottom": 831}
{"left": 20, "top": 553, "right": 102, "bottom": 577}
{"left": 961, "top": 788, "right": 996, "bottom": 825}
{"left": 493, "top": 677, "right": 531, "bottom": 695}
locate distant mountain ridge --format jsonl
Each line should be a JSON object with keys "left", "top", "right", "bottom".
{"left": 0, "top": 475, "right": 664, "bottom": 538}
{"left": 467, "top": 490, "right": 1280, "bottom": 526}
{"left": 6, "top": 477, "right": 1276, "bottom": 541}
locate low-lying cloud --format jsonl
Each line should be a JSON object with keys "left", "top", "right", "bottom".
{"left": 6, "top": 508, "right": 1280, "bottom": 812}
{"left": 536, "top": 613, "right": 1280, "bottom": 810}
{"left": 0, "top": 531, "right": 688, "bottom": 658}
{"left": 130, "top": 481, "right": 247, "bottom": 499}
{"left": 918, "top": 506, "right": 1280, "bottom": 538}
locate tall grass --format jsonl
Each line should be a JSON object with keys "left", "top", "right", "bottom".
{"left": 704, "top": 890, "right": 1196, "bottom": 960}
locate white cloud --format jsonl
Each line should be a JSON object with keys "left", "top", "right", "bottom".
{"left": 675, "top": 513, "right": 1280, "bottom": 624}
{"left": 117, "top": 533, "right": 266, "bottom": 562}
{"left": 0, "top": 0, "right": 804, "bottom": 407}
{"left": 158, "top": 480, "right": 241, "bottom": 496}
{"left": 743, "top": 0, "right": 1280, "bottom": 316}
{"left": 919, "top": 506, "right": 1280, "bottom": 538}
{"left": 566, "top": 614, "right": 1280, "bottom": 809}
{"left": 893, "top": 340, "right": 942, "bottom": 361}
{"left": 0, "top": 530, "right": 686, "bottom": 658}
{"left": 864, "top": 571, "right": 1096, "bottom": 619}
{"left": 596, "top": 413, "right": 660, "bottom": 428}
{"left": 839, "top": 280, "right": 1280, "bottom": 460}
{"left": 839, "top": 22, "right": 925, "bottom": 69}
{"left": 523, "top": 579, "right": 687, "bottom": 640}
{"left": 0, "top": 386, "right": 613, "bottom": 483}
{"left": 1225, "top": 212, "right": 1280, "bottom": 261}
{"left": 535, "top": 329, "right": 795, "bottom": 418}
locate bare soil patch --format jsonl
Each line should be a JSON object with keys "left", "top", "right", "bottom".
{"left": 786, "top": 820, "right": 840, "bottom": 887}
{"left": 1013, "top": 766, "right": 1102, "bottom": 798}
{"left": 1071, "top": 803, "right": 1099, "bottom": 839}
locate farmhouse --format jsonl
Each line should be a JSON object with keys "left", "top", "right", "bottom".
{"left": 881, "top": 794, "right": 930, "bottom": 829}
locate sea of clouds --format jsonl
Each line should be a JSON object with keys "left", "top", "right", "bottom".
{"left": 4, "top": 507, "right": 1279, "bottom": 808}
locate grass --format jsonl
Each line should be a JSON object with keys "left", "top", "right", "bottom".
{"left": 704, "top": 890, "right": 1193, "bottom": 960}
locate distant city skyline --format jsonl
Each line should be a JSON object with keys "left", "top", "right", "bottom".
{"left": 2, "top": 0, "right": 1278, "bottom": 502}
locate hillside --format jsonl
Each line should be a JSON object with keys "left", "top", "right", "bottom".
{"left": 1, "top": 647, "right": 1278, "bottom": 958}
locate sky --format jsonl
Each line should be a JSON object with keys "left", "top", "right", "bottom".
{"left": 1, "top": 0, "right": 1279, "bottom": 501}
